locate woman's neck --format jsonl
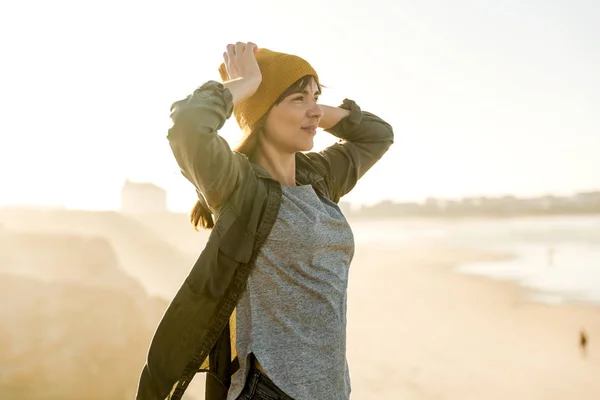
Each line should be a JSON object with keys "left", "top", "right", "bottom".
{"left": 254, "top": 146, "right": 297, "bottom": 187}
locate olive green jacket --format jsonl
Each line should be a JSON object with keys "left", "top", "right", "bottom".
{"left": 135, "top": 81, "right": 394, "bottom": 400}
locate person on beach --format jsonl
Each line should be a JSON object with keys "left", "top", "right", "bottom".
{"left": 580, "top": 329, "right": 588, "bottom": 358}
{"left": 135, "top": 42, "right": 394, "bottom": 400}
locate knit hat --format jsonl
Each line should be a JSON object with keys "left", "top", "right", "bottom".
{"left": 218, "top": 48, "right": 319, "bottom": 134}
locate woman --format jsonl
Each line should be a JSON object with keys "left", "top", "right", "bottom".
{"left": 136, "top": 42, "right": 394, "bottom": 400}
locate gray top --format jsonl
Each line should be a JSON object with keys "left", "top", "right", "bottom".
{"left": 227, "top": 184, "right": 355, "bottom": 400}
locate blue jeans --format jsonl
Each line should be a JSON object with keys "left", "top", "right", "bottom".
{"left": 236, "top": 362, "right": 294, "bottom": 400}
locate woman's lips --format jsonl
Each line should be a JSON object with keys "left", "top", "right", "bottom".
{"left": 301, "top": 127, "right": 317, "bottom": 135}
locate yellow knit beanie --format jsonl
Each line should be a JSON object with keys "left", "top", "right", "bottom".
{"left": 218, "top": 48, "right": 319, "bottom": 134}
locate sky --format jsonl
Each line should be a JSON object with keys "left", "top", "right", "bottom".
{"left": 1, "top": 0, "right": 599, "bottom": 212}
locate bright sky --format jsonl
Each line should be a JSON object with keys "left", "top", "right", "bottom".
{"left": 1, "top": 0, "right": 599, "bottom": 212}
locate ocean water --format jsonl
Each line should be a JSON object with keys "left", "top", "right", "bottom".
{"left": 349, "top": 215, "right": 600, "bottom": 307}
{"left": 457, "top": 243, "right": 600, "bottom": 306}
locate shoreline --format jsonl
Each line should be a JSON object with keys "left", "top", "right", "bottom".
{"left": 453, "top": 245, "right": 600, "bottom": 310}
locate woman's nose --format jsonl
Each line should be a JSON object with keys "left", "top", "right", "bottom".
{"left": 308, "top": 103, "right": 323, "bottom": 119}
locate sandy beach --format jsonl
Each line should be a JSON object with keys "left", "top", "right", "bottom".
{"left": 342, "top": 242, "right": 600, "bottom": 400}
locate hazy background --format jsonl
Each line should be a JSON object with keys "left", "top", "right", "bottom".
{"left": 1, "top": 0, "right": 600, "bottom": 399}
{"left": 1, "top": 0, "right": 599, "bottom": 210}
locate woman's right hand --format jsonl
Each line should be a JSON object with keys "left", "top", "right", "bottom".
{"left": 223, "top": 42, "right": 262, "bottom": 100}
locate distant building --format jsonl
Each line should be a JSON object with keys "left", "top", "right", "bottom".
{"left": 121, "top": 180, "right": 167, "bottom": 213}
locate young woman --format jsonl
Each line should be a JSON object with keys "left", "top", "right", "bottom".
{"left": 136, "top": 42, "right": 394, "bottom": 400}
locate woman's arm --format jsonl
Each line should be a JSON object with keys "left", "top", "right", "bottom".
{"left": 307, "top": 99, "right": 394, "bottom": 202}
{"left": 318, "top": 104, "right": 351, "bottom": 130}
{"left": 167, "top": 77, "right": 259, "bottom": 212}
{"left": 168, "top": 43, "right": 262, "bottom": 212}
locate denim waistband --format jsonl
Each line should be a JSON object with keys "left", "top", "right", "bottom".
{"left": 244, "top": 362, "right": 295, "bottom": 400}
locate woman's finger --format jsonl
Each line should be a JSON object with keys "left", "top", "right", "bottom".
{"left": 235, "top": 41, "right": 246, "bottom": 55}
{"left": 226, "top": 44, "right": 236, "bottom": 62}
{"left": 247, "top": 42, "right": 259, "bottom": 55}
{"left": 223, "top": 51, "right": 229, "bottom": 64}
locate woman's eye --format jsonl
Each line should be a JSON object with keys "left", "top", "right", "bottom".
{"left": 293, "top": 96, "right": 319, "bottom": 102}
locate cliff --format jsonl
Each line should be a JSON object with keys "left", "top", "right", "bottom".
{"left": 0, "top": 208, "right": 198, "bottom": 299}
{"left": 0, "top": 230, "right": 170, "bottom": 399}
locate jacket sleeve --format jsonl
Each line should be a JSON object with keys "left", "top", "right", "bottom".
{"left": 167, "top": 80, "right": 244, "bottom": 211}
{"left": 306, "top": 99, "right": 394, "bottom": 202}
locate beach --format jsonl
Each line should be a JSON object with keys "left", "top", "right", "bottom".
{"left": 344, "top": 242, "right": 600, "bottom": 400}
{"left": 1, "top": 210, "right": 599, "bottom": 399}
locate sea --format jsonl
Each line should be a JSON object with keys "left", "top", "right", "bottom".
{"left": 349, "top": 215, "right": 600, "bottom": 307}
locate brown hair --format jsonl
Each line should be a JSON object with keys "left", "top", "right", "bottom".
{"left": 190, "top": 75, "right": 321, "bottom": 230}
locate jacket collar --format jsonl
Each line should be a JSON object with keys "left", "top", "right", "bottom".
{"left": 250, "top": 153, "right": 325, "bottom": 186}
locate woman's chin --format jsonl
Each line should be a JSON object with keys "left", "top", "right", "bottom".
{"left": 298, "top": 139, "right": 314, "bottom": 152}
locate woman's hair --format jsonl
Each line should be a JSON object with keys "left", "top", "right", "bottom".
{"left": 190, "top": 75, "right": 321, "bottom": 230}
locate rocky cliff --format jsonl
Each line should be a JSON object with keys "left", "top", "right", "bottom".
{"left": 0, "top": 230, "right": 172, "bottom": 399}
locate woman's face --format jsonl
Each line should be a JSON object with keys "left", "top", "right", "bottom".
{"left": 262, "top": 78, "right": 323, "bottom": 153}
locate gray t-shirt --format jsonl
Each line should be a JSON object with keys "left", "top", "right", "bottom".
{"left": 227, "top": 184, "right": 355, "bottom": 400}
